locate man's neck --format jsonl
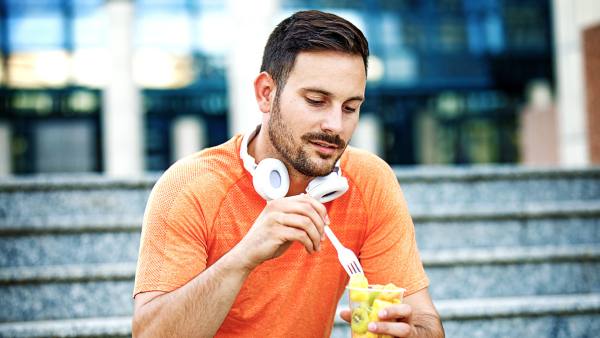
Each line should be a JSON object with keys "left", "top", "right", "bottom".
{"left": 248, "top": 126, "right": 312, "bottom": 197}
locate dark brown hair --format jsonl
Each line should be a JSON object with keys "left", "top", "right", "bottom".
{"left": 260, "top": 10, "right": 369, "bottom": 90}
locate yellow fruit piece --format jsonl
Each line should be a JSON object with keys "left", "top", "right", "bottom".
{"left": 377, "top": 283, "right": 402, "bottom": 301}
{"left": 372, "top": 298, "right": 394, "bottom": 311}
{"left": 350, "top": 289, "right": 369, "bottom": 302}
{"left": 349, "top": 273, "right": 369, "bottom": 289}
{"left": 365, "top": 332, "right": 379, "bottom": 338}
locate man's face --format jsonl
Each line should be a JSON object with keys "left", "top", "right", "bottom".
{"left": 267, "top": 51, "right": 366, "bottom": 177}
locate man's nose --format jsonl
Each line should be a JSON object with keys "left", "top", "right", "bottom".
{"left": 321, "top": 107, "right": 344, "bottom": 134}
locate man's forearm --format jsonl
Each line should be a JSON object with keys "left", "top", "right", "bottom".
{"left": 132, "top": 245, "right": 252, "bottom": 338}
{"left": 411, "top": 312, "right": 445, "bottom": 338}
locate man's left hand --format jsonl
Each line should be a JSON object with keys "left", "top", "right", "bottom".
{"left": 340, "top": 303, "right": 413, "bottom": 337}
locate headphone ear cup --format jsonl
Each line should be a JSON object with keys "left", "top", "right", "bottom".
{"left": 253, "top": 158, "right": 290, "bottom": 200}
{"left": 306, "top": 172, "right": 349, "bottom": 203}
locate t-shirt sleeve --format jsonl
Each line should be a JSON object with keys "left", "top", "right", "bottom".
{"left": 358, "top": 158, "right": 429, "bottom": 296}
{"left": 133, "top": 165, "right": 210, "bottom": 297}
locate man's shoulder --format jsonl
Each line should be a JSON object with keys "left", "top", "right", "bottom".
{"left": 342, "top": 146, "right": 394, "bottom": 176}
{"left": 152, "top": 135, "right": 245, "bottom": 200}
{"left": 340, "top": 146, "right": 399, "bottom": 195}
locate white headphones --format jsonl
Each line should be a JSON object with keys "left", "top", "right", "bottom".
{"left": 240, "top": 127, "right": 349, "bottom": 203}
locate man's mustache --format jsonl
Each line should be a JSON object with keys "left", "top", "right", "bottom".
{"left": 301, "top": 132, "right": 346, "bottom": 148}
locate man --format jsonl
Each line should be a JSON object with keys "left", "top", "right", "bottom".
{"left": 132, "top": 10, "right": 444, "bottom": 338}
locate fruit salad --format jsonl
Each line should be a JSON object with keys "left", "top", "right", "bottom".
{"left": 346, "top": 273, "right": 405, "bottom": 338}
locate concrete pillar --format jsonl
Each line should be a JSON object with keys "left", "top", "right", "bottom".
{"left": 226, "top": 0, "right": 279, "bottom": 136}
{"left": 0, "top": 122, "right": 11, "bottom": 176}
{"left": 171, "top": 116, "right": 206, "bottom": 162}
{"left": 351, "top": 114, "right": 384, "bottom": 158}
{"left": 553, "top": 0, "right": 600, "bottom": 166}
{"left": 102, "top": 0, "right": 144, "bottom": 176}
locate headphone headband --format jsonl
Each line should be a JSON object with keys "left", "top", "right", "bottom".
{"left": 240, "top": 126, "right": 260, "bottom": 174}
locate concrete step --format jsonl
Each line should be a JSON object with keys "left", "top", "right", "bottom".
{"left": 396, "top": 166, "right": 600, "bottom": 211}
{"left": 0, "top": 316, "right": 131, "bottom": 338}
{"left": 1, "top": 293, "right": 598, "bottom": 338}
{"left": 332, "top": 244, "right": 600, "bottom": 305}
{"left": 0, "top": 231, "right": 141, "bottom": 268}
{"left": 423, "top": 245, "right": 600, "bottom": 300}
{"left": 1, "top": 168, "right": 598, "bottom": 222}
{"left": 414, "top": 201, "right": 600, "bottom": 250}
{"left": 0, "top": 263, "right": 134, "bottom": 322}
{"left": 2, "top": 202, "right": 598, "bottom": 268}
{"left": 2, "top": 245, "right": 598, "bottom": 322}
{"left": 0, "top": 176, "right": 154, "bottom": 225}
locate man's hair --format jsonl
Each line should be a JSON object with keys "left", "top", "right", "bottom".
{"left": 260, "top": 10, "right": 369, "bottom": 90}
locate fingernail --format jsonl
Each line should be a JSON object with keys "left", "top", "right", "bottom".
{"left": 368, "top": 322, "right": 377, "bottom": 331}
{"left": 379, "top": 310, "right": 387, "bottom": 318}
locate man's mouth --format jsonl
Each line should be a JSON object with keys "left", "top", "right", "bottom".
{"left": 309, "top": 140, "right": 338, "bottom": 149}
{"left": 309, "top": 140, "right": 339, "bottom": 156}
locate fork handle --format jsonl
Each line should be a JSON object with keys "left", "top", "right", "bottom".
{"left": 324, "top": 225, "right": 344, "bottom": 252}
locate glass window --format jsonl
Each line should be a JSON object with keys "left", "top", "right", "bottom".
{"left": 439, "top": 20, "right": 466, "bottom": 52}
{"left": 380, "top": 12, "right": 402, "bottom": 49}
{"left": 136, "top": 10, "right": 193, "bottom": 52}
{"left": 73, "top": 7, "right": 107, "bottom": 48}
{"left": 9, "top": 15, "right": 64, "bottom": 51}
{"left": 34, "top": 119, "right": 97, "bottom": 172}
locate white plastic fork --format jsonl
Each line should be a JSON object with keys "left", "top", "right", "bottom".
{"left": 323, "top": 225, "right": 364, "bottom": 276}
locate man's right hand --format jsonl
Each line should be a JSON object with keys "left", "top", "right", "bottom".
{"left": 235, "top": 193, "right": 329, "bottom": 270}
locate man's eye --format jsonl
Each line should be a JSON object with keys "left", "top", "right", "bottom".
{"left": 306, "top": 98, "right": 324, "bottom": 106}
{"left": 344, "top": 106, "right": 357, "bottom": 113}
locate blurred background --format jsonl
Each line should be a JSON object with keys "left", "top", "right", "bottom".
{"left": 0, "top": 1, "right": 599, "bottom": 337}
{"left": 0, "top": 0, "right": 597, "bottom": 177}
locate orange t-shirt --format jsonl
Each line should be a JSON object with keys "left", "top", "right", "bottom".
{"left": 134, "top": 134, "right": 429, "bottom": 338}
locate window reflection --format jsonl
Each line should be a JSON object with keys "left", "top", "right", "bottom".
{"left": 8, "top": 51, "right": 69, "bottom": 88}
{"left": 9, "top": 11, "right": 64, "bottom": 51}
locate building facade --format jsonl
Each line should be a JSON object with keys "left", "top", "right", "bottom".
{"left": 1, "top": 0, "right": 595, "bottom": 176}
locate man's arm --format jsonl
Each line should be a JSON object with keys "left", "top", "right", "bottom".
{"left": 132, "top": 194, "right": 328, "bottom": 337}
{"left": 133, "top": 244, "right": 253, "bottom": 338}
{"left": 340, "top": 288, "right": 444, "bottom": 338}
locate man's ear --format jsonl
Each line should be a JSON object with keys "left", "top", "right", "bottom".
{"left": 254, "top": 72, "right": 276, "bottom": 114}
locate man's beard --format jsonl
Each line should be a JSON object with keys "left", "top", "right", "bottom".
{"left": 268, "top": 93, "right": 346, "bottom": 177}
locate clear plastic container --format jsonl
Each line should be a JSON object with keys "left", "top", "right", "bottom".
{"left": 346, "top": 284, "right": 405, "bottom": 338}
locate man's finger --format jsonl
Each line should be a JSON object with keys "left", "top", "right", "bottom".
{"left": 339, "top": 308, "right": 351, "bottom": 323}
{"left": 369, "top": 321, "right": 411, "bottom": 337}
{"left": 279, "top": 194, "right": 327, "bottom": 236}
{"left": 302, "top": 194, "right": 329, "bottom": 225}
{"left": 279, "top": 226, "right": 315, "bottom": 254}
{"left": 377, "top": 303, "right": 412, "bottom": 321}
{"left": 274, "top": 212, "right": 321, "bottom": 251}
{"left": 285, "top": 197, "right": 327, "bottom": 237}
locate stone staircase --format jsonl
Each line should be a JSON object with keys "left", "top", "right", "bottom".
{"left": 1, "top": 167, "right": 599, "bottom": 337}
